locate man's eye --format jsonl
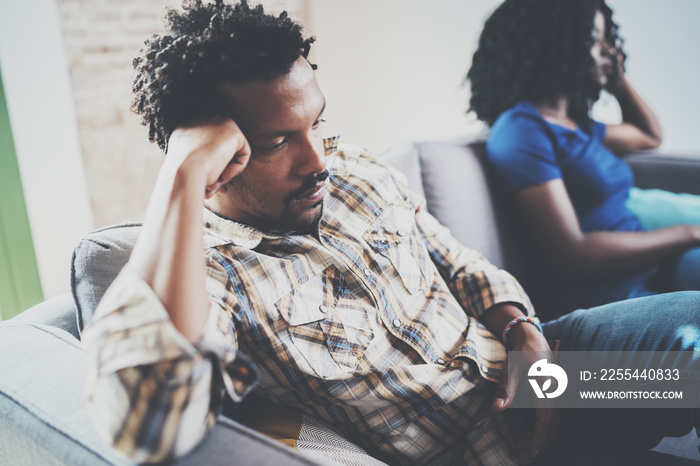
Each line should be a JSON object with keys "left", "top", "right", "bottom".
{"left": 260, "top": 140, "right": 288, "bottom": 151}
{"left": 312, "top": 118, "right": 327, "bottom": 129}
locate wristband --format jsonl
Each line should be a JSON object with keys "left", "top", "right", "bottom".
{"left": 502, "top": 316, "right": 542, "bottom": 348}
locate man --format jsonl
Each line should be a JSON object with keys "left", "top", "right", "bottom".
{"left": 84, "top": 1, "right": 700, "bottom": 464}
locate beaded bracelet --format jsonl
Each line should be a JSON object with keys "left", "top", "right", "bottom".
{"left": 502, "top": 316, "right": 543, "bottom": 348}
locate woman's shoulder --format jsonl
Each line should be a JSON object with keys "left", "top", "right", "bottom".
{"left": 490, "top": 102, "right": 551, "bottom": 137}
{"left": 494, "top": 101, "right": 542, "bottom": 121}
{"left": 485, "top": 102, "right": 563, "bottom": 191}
{"left": 488, "top": 102, "right": 555, "bottom": 153}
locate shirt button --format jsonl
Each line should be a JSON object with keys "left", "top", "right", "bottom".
{"left": 392, "top": 318, "right": 401, "bottom": 328}
{"left": 397, "top": 229, "right": 407, "bottom": 237}
{"left": 319, "top": 305, "right": 328, "bottom": 314}
{"left": 363, "top": 268, "right": 372, "bottom": 277}
{"left": 436, "top": 358, "right": 445, "bottom": 365}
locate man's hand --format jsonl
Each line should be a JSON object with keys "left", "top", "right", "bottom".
{"left": 492, "top": 323, "right": 551, "bottom": 410}
{"left": 166, "top": 116, "right": 252, "bottom": 199}
{"left": 480, "top": 304, "right": 559, "bottom": 463}
{"left": 492, "top": 324, "right": 559, "bottom": 463}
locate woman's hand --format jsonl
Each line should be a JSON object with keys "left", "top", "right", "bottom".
{"left": 609, "top": 47, "right": 626, "bottom": 93}
{"left": 603, "top": 49, "right": 663, "bottom": 153}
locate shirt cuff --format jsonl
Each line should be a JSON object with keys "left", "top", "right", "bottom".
{"left": 83, "top": 268, "right": 257, "bottom": 400}
{"left": 459, "top": 268, "right": 537, "bottom": 321}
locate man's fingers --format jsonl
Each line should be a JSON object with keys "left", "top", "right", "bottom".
{"left": 220, "top": 143, "right": 251, "bottom": 183}
{"left": 492, "top": 365, "right": 519, "bottom": 412}
{"left": 526, "top": 407, "right": 550, "bottom": 459}
{"left": 205, "top": 141, "right": 252, "bottom": 198}
{"left": 517, "top": 406, "right": 560, "bottom": 463}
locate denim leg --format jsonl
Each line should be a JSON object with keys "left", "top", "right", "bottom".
{"left": 539, "top": 292, "right": 700, "bottom": 457}
{"left": 541, "top": 291, "right": 700, "bottom": 353}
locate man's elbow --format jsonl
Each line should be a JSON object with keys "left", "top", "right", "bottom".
{"left": 90, "top": 401, "right": 210, "bottom": 464}
{"left": 87, "top": 369, "right": 214, "bottom": 463}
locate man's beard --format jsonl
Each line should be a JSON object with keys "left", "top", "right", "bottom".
{"left": 224, "top": 170, "right": 329, "bottom": 234}
{"left": 287, "top": 201, "right": 324, "bottom": 235}
{"left": 280, "top": 170, "right": 329, "bottom": 234}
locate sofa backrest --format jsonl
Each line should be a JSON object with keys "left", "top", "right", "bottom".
{"left": 71, "top": 223, "right": 141, "bottom": 334}
{"left": 379, "top": 138, "right": 527, "bottom": 281}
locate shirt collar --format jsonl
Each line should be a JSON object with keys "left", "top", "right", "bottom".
{"left": 203, "top": 136, "right": 340, "bottom": 249}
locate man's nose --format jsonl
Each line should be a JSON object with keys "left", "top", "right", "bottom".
{"left": 295, "top": 136, "right": 326, "bottom": 176}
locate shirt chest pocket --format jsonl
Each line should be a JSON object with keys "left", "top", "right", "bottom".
{"left": 275, "top": 266, "right": 374, "bottom": 379}
{"left": 363, "top": 200, "right": 433, "bottom": 294}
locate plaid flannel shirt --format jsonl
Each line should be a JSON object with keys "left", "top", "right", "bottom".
{"left": 84, "top": 137, "right": 536, "bottom": 465}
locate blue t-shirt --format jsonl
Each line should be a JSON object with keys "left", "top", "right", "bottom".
{"left": 486, "top": 101, "right": 655, "bottom": 318}
{"left": 488, "top": 101, "right": 643, "bottom": 233}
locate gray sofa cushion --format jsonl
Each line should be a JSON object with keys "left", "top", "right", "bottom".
{"left": 417, "top": 141, "right": 507, "bottom": 266}
{"left": 0, "top": 323, "right": 129, "bottom": 465}
{"left": 381, "top": 138, "right": 529, "bottom": 285}
{"left": 376, "top": 141, "right": 425, "bottom": 199}
{"left": 70, "top": 223, "right": 141, "bottom": 334}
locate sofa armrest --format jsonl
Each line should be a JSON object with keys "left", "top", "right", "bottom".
{"left": 3, "top": 293, "right": 79, "bottom": 339}
{"left": 71, "top": 223, "right": 141, "bottom": 334}
{"left": 0, "top": 324, "right": 325, "bottom": 466}
{"left": 623, "top": 152, "right": 700, "bottom": 195}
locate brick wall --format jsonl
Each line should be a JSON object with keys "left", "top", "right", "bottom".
{"left": 57, "top": 0, "right": 309, "bottom": 227}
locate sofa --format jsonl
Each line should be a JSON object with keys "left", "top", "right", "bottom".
{"left": 1, "top": 136, "right": 699, "bottom": 465}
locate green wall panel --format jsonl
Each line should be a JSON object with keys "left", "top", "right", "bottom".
{"left": 0, "top": 67, "right": 43, "bottom": 320}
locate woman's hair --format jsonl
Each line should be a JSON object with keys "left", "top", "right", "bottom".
{"left": 131, "top": 0, "right": 315, "bottom": 151}
{"left": 467, "top": 0, "right": 624, "bottom": 128}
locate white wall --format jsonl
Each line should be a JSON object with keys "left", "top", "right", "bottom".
{"left": 309, "top": 0, "right": 500, "bottom": 155}
{"left": 0, "top": 0, "right": 94, "bottom": 299}
{"left": 306, "top": 0, "right": 700, "bottom": 156}
{"left": 593, "top": 0, "right": 700, "bottom": 155}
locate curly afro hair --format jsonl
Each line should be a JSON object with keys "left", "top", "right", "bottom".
{"left": 131, "top": 0, "right": 315, "bottom": 152}
{"left": 467, "top": 0, "right": 624, "bottom": 129}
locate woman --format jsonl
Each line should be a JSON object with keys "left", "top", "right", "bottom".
{"left": 468, "top": 0, "right": 700, "bottom": 320}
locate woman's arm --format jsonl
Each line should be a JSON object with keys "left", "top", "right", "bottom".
{"left": 517, "top": 179, "right": 700, "bottom": 277}
{"left": 603, "top": 54, "right": 663, "bottom": 154}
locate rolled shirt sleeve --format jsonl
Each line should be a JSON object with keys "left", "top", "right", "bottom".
{"left": 82, "top": 268, "right": 257, "bottom": 463}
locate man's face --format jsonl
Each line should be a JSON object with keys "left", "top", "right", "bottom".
{"left": 216, "top": 57, "right": 327, "bottom": 233}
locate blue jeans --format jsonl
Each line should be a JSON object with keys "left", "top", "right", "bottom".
{"left": 535, "top": 291, "right": 700, "bottom": 464}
